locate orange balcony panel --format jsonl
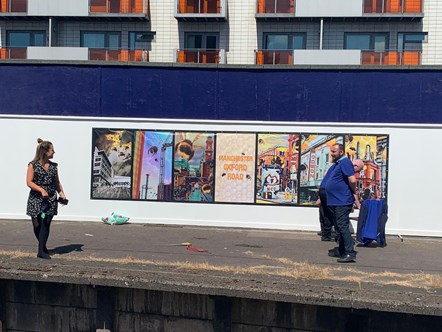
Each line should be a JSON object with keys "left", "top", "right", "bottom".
{"left": 405, "top": 0, "right": 422, "bottom": 13}
{"left": 0, "top": 48, "right": 7, "bottom": 59}
{"left": 178, "top": 0, "right": 220, "bottom": 14}
{"left": 384, "top": 51, "right": 398, "bottom": 65}
{"left": 402, "top": 51, "right": 420, "bottom": 65}
{"left": 388, "top": 0, "right": 402, "bottom": 13}
{"left": 256, "top": 51, "right": 264, "bottom": 65}
{"left": 177, "top": 50, "right": 219, "bottom": 64}
{"left": 1, "top": 0, "right": 7, "bottom": 13}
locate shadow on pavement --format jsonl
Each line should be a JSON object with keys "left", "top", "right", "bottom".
{"left": 51, "top": 244, "right": 84, "bottom": 255}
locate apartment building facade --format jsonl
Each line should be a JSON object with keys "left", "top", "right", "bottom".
{"left": 0, "top": 0, "right": 439, "bottom": 65}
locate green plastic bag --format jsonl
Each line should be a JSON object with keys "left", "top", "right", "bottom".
{"left": 101, "top": 212, "right": 129, "bottom": 225}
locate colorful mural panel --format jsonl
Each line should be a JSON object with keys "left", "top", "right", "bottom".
{"left": 215, "top": 133, "right": 256, "bottom": 203}
{"left": 91, "top": 129, "right": 133, "bottom": 199}
{"left": 132, "top": 131, "right": 173, "bottom": 200}
{"left": 256, "top": 134, "right": 299, "bottom": 205}
{"left": 345, "top": 135, "right": 389, "bottom": 202}
{"left": 298, "top": 134, "right": 343, "bottom": 205}
{"left": 173, "top": 132, "right": 215, "bottom": 202}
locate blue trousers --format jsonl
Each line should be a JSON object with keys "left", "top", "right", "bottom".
{"left": 330, "top": 205, "right": 356, "bottom": 257}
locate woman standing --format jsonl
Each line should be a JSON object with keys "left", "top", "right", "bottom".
{"left": 26, "top": 139, "right": 67, "bottom": 259}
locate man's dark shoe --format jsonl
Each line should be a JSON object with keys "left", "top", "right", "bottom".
{"left": 337, "top": 254, "right": 356, "bottom": 263}
{"left": 37, "top": 253, "right": 51, "bottom": 259}
{"left": 328, "top": 248, "right": 341, "bottom": 257}
{"left": 321, "top": 237, "right": 333, "bottom": 241}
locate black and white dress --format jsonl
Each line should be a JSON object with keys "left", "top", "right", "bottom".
{"left": 26, "top": 161, "right": 58, "bottom": 218}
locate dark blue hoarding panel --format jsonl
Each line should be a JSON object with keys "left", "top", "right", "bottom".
{"left": 1, "top": 63, "right": 442, "bottom": 124}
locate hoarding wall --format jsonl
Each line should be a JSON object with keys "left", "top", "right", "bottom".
{"left": 1, "top": 63, "right": 441, "bottom": 236}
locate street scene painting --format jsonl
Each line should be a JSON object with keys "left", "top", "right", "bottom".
{"left": 298, "top": 134, "right": 343, "bottom": 206}
{"left": 132, "top": 131, "right": 173, "bottom": 201}
{"left": 345, "top": 135, "right": 389, "bottom": 202}
{"left": 91, "top": 128, "right": 133, "bottom": 199}
{"left": 256, "top": 134, "right": 299, "bottom": 205}
{"left": 214, "top": 133, "right": 256, "bottom": 203}
{"left": 173, "top": 132, "right": 215, "bottom": 202}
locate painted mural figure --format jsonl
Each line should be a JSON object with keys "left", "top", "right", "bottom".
{"left": 26, "top": 139, "right": 67, "bottom": 260}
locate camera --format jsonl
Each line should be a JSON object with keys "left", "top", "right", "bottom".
{"left": 58, "top": 197, "right": 69, "bottom": 205}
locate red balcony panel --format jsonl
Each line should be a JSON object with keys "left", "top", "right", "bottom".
{"left": 256, "top": 50, "right": 293, "bottom": 65}
{"left": 3, "top": 48, "right": 27, "bottom": 59}
{"left": 177, "top": 50, "right": 220, "bottom": 64}
{"left": 178, "top": 0, "right": 221, "bottom": 14}
{"left": 89, "top": 49, "right": 107, "bottom": 61}
{"left": 88, "top": 49, "right": 148, "bottom": 62}
{"left": 257, "top": 0, "right": 294, "bottom": 14}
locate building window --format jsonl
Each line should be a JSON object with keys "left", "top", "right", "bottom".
{"left": 129, "top": 32, "right": 155, "bottom": 50}
{"left": 81, "top": 32, "right": 121, "bottom": 49}
{"left": 344, "top": 33, "right": 389, "bottom": 51}
{"left": 185, "top": 33, "right": 219, "bottom": 49}
{"left": 264, "top": 33, "right": 306, "bottom": 50}
{"left": 398, "top": 33, "right": 427, "bottom": 51}
{"left": 7, "top": 31, "right": 46, "bottom": 47}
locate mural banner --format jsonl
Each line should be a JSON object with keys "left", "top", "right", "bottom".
{"left": 90, "top": 129, "right": 389, "bottom": 207}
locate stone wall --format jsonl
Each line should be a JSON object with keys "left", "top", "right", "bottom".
{"left": 0, "top": 280, "right": 439, "bottom": 332}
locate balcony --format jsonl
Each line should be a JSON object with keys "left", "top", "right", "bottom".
{"left": 255, "top": 49, "right": 422, "bottom": 66}
{"left": 90, "top": 0, "right": 148, "bottom": 18}
{"left": 0, "top": 0, "right": 27, "bottom": 13}
{"left": 88, "top": 49, "right": 149, "bottom": 62}
{"left": 363, "top": 0, "right": 423, "bottom": 15}
{"left": 176, "top": 49, "right": 226, "bottom": 64}
{"left": 175, "top": 0, "right": 226, "bottom": 21}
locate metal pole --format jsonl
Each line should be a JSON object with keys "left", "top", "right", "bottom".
{"left": 319, "top": 18, "right": 323, "bottom": 50}
{"left": 48, "top": 18, "right": 52, "bottom": 47}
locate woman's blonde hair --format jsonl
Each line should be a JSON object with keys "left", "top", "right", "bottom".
{"left": 33, "top": 138, "right": 53, "bottom": 165}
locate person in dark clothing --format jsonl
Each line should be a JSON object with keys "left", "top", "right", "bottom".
{"left": 316, "top": 163, "right": 337, "bottom": 241}
{"left": 26, "top": 139, "right": 67, "bottom": 259}
{"left": 325, "top": 144, "right": 358, "bottom": 263}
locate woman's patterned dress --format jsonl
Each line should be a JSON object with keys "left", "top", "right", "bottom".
{"left": 26, "top": 161, "right": 58, "bottom": 218}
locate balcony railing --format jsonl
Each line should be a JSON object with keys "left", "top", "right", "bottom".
{"left": 176, "top": 49, "right": 225, "bottom": 64}
{"left": 0, "top": 48, "right": 27, "bottom": 59}
{"left": 256, "top": 50, "right": 293, "bottom": 65}
{"left": 177, "top": 0, "right": 221, "bottom": 14}
{"left": 361, "top": 51, "right": 421, "bottom": 65}
{"left": 257, "top": 0, "right": 295, "bottom": 14}
{"left": 0, "top": 0, "right": 27, "bottom": 13}
{"left": 88, "top": 49, "right": 149, "bottom": 62}
{"left": 363, "top": 0, "right": 422, "bottom": 14}
{"left": 90, "top": 0, "right": 148, "bottom": 15}
{"left": 255, "top": 49, "right": 422, "bottom": 65}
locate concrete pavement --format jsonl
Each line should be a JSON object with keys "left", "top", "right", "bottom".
{"left": 0, "top": 219, "right": 441, "bottom": 316}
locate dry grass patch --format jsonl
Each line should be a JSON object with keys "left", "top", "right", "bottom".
{"left": 0, "top": 250, "right": 440, "bottom": 289}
